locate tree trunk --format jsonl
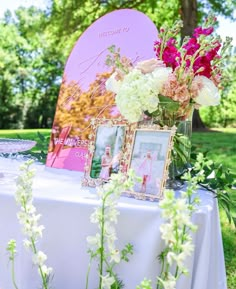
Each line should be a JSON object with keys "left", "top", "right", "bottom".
{"left": 192, "top": 109, "right": 208, "bottom": 131}
{"left": 180, "top": 0, "right": 206, "bottom": 130}
{"left": 180, "top": 0, "right": 197, "bottom": 37}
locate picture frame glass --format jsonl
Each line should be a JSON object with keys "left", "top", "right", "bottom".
{"left": 128, "top": 128, "right": 174, "bottom": 200}
{"left": 90, "top": 125, "right": 126, "bottom": 180}
{"left": 82, "top": 118, "right": 128, "bottom": 187}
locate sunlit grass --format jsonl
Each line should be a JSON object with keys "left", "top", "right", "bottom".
{"left": 192, "top": 128, "right": 236, "bottom": 174}
{"left": 192, "top": 128, "right": 236, "bottom": 288}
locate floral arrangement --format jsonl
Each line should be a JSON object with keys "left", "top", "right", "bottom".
{"left": 105, "top": 14, "right": 232, "bottom": 123}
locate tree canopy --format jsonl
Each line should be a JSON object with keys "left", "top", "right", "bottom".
{"left": 0, "top": 0, "right": 235, "bottom": 129}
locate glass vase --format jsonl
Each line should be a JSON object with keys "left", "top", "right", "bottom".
{"left": 145, "top": 101, "right": 193, "bottom": 190}
{"left": 167, "top": 110, "right": 193, "bottom": 189}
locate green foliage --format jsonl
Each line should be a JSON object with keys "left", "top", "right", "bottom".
{"left": 0, "top": 7, "right": 64, "bottom": 129}
{"left": 192, "top": 129, "right": 236, "bottom": 174}
{"left": 121, "top": 243, "right": 133, "bottom": 262}
{"left": 190, "top": 150, "right": 236, "bottom": 227}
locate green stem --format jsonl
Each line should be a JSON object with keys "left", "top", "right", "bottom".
{"left": 98, "top": 198, "right": 106, "bottom": 289}
{"left": 104, "top": 259, "right": 118, "bottom": 289}
{"left": 156, "top": 255, "right": 166, "bottom": 289}
{"left": 11, "top": 254, "right": 19, "bottom": 289}
{"left": 31, "top": 238, "right": 48, "bottom": 289}
{"left": 85, "top": 255, "right": 93, "bottom": 289}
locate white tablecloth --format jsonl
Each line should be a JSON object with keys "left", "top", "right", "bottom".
{"left": 0, "top": 157, "right": 227, "bottom": 289}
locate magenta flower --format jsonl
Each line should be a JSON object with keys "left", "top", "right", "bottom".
{"left": 183, "top": 38, "right": 200, "bottom": 56}
{"left": 154, "top": 38, "right": 181, "bottom": 69}
{"left": 193, "top": 26, "right": 214, "bottom": 38}
{"left": 192, "top": 56, "right": 212, "bottom": 78}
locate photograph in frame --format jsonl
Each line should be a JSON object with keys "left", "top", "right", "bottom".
{"left": 82, "top": 118, "right": 128, "bottom": 187}
{"left": 126, "top": 125, "right": 175, "bottom": 201}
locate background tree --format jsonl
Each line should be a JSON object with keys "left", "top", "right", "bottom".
{"left": 0, "top": 0, "right": 235, "bottom": 129}
{"left": 0, "top": 6, "right": 64, "bottom": 129}
{"left": 47, "top": 0, "right": 236, "bottom": 130}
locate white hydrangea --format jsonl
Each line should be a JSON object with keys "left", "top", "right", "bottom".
{"left": 193, "top": 75, "right": 220, "bottom": 106}
{"left": 107, "top": 68, "right": 162, "bottom": 122}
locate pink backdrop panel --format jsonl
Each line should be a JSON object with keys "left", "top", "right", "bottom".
{"left": 46, "top": 9, "right": 158, "bottom": 172}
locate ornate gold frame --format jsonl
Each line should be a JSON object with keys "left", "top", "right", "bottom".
{"left": 123, "top": 122, "right": 176, "bottom": 201}
{"left": 82, "top": 117, "right": 129, "bottom": 187}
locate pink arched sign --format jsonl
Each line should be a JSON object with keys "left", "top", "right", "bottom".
{"left": 46, "top": 9, "right": 158, "bottom": 171}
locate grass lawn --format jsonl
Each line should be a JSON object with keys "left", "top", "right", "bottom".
{"left": 192, "top": 128, "right": 236, "bottom": 289}
{"left": 192, "top": 128, "right": 236, "bottom": 174}
{"left": 0, "top": 127, "right": 236, "bottom": 287}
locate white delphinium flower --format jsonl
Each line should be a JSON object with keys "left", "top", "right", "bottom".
{"left": 33, "top": 251, "right": 47, "bottom": 266}
{"left": 23, "top": 239, "right": 31, "bottom": 249}
{"left": 159, "top": 223, "right": 176, "bottom": 245}
{"left": 87, "top": 233, "right": 101, "bottom": 248}
{"left": 110, "top": 249, "right": 121, "bottom": 263}
{"left": 101, "top": 274, "right": 116, "bottom": 289}
{"left": 157, "top": 188, "right": 198, "bottom": 288}
{"left": 40, "top": 265, "right": 53, "bottom": 277}
{"left": 15, "top": 160, "right": 52, "bottom": 289}
{"left": 158, "top": 273, "right": 176, "bottom": 289}
{"left": 86, "top": 170, "right": 137, "bottom": 289}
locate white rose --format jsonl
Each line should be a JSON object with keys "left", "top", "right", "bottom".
{"left": 193, "top": 75, "right": 220, "bottom": 106}
{"left": 151, "top": 66, "right": 172, "bottom": 91}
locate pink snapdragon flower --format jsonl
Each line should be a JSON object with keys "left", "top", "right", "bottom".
{"left": 183, "top": 38, "right": 200, "bottom": 56}
{"left": 154, "top": 38, "right": 181, "bottom": 70}
{"left": 193, "top": 26, "right": 214, "bottom": 37}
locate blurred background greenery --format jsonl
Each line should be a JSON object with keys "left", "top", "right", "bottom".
{"left": 0, "top": 0, "right": 235, "bottom": 130}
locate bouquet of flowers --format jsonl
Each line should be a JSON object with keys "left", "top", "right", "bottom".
{"left": 105, "top": 14, "right": 232, "bottom": 124}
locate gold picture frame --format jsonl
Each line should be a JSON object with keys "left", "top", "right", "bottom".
{"left": 123, "top": 122, "right": 176, "bottom": 201}
{"left": 82, "top": 118, "right": 129, "bottom": 187}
